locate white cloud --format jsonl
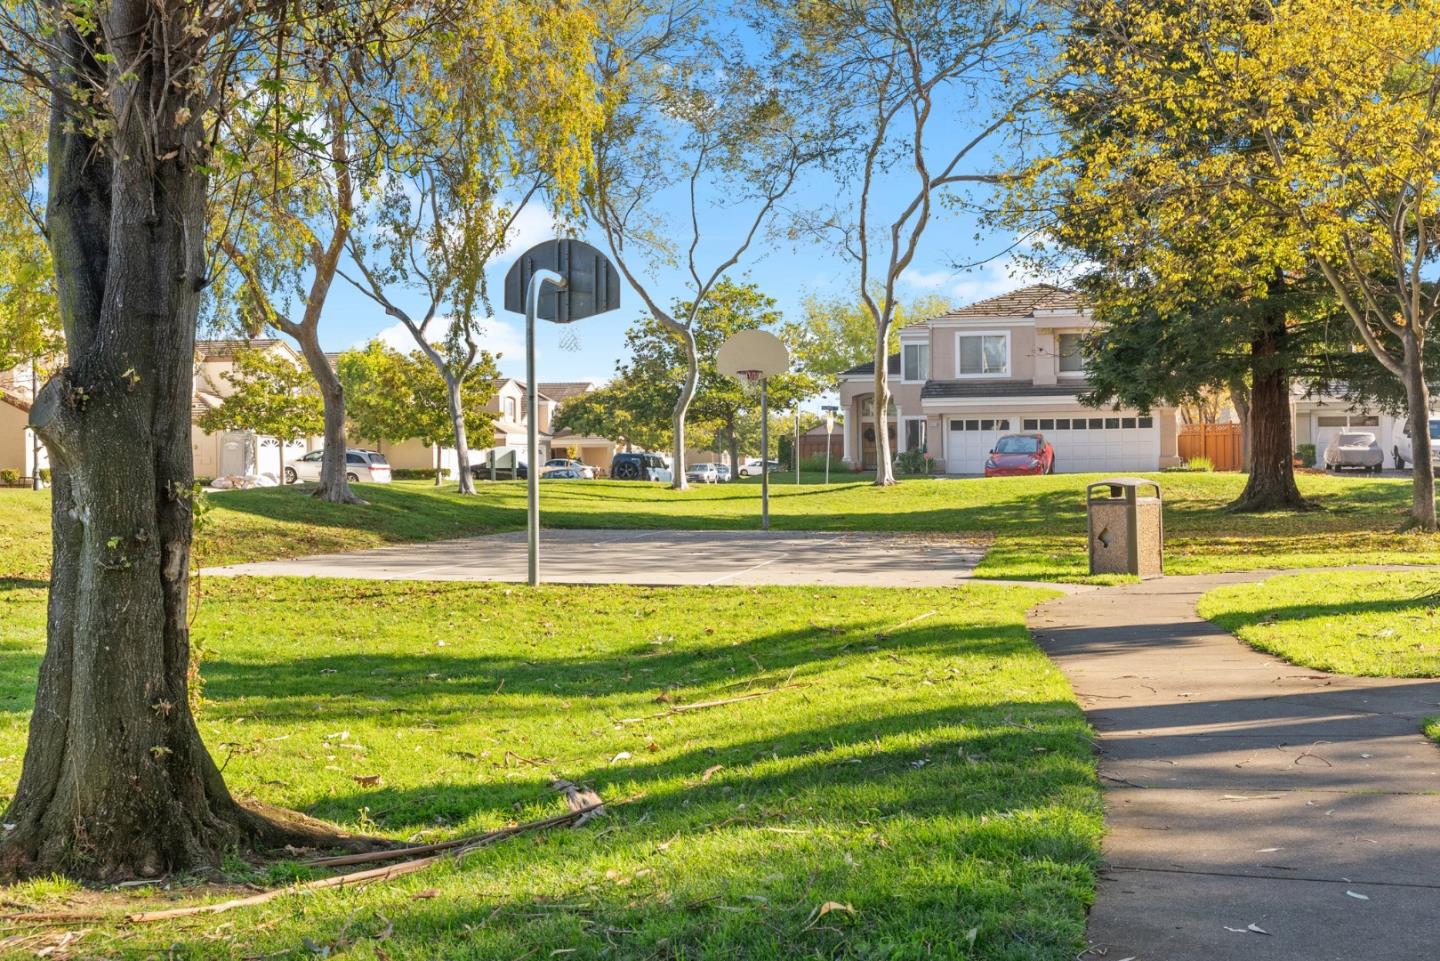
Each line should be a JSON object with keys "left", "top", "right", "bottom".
{"left": 498, "top": 203, "right": 564, "bottom": 258}
{"left": 900, "top": 238, "right": 1070, "bottom": 307}
{"left": 364, "top": 317, "right": 527, "bottom": 364}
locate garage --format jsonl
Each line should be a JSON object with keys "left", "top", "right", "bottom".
{"left": 944, "top": 412, "right": 1160, "bottom": 473}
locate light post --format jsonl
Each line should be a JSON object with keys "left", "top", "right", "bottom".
{"left": 504, "top": 239, "right": 619, "bottom": 585}
{"left": 822, "top": 404, "right": 838, "bottom": 486}
{"left": 794, "top": 407, "right": 801, "bottom": 485}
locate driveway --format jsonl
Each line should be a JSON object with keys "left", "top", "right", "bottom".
{"left": 203, "top": 528, "right": 992, "bottom": 587}
{"left": 1030, "top": 573, "right": 1440, "bottom": 961}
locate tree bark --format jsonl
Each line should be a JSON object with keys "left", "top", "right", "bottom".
{"left": 872, "top": 328, "right": 895, "bottom": 485}
{"left": 446, "top": 375, "right": 476, "bottom": 495}
{"left": 1, "top": 16, "right": 359, "bottom": 880}
{"left": 726, "top": 420, "right": 739, "bottom": 476}
{"left": 1229, "top": 299, "right": 1308, "bottom": 512}
{"left": 1400, "top": 334, "right": 1437, "bottom": 531}
{"left": 294, "top": 333, "right": 361, "bottom": 504}
{"left": 670, "top": 326, "right": 699, "bottom": 490}
{"left": 1229, "top": 377, "right": 1253, "bottom": 471}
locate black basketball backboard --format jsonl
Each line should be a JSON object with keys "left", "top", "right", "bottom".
{"left": 503, "top": 239, "right": 620, "bottom": 323}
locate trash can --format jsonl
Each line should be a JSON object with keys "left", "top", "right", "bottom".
{"left": 1086, "top": 478, "right": 1164, "bottom": 578}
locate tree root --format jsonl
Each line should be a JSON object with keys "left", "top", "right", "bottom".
{"left": 1224, "top": 493, "right": 1321, "bottom": 514}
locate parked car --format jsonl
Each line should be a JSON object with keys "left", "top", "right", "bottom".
{"left": 286, "top": 449, "right": 391, "bottom": 484}
{"left": 542, "top": 467, "right": 585, "bottom": 479}
{"left": 544, "top": 458, "right": 595, "bottom": 479}
{"left": 715, "top": 464, "right": 732, "bottom": 483}
{"left": 983, "top": 434, "right": 1055, "bottom": 477}
{"left": 610, "top": 452, "right": 674, "bottom": 483}
{"left": 686, "top": 462, "right": 720, "bottom": 484}
{"left": 737, "top": 458, "right": 780, "bottom": 477}
{"left": 470, "top": 461, "right": 527, "bottom": 480}
{"left": 1392, "top": 415, "right": 1440, "bottom": 469}
{"left": 1324, "top": 431, "right": 1384, "bottom": 472}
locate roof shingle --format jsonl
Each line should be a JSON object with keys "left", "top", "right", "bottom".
{"left": 929, "top": 284, "right": 1085, "bottom": 321}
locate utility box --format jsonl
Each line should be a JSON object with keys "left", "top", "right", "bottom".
{"left": 1087, "top": 478, "right": 1164, "bottom": 578}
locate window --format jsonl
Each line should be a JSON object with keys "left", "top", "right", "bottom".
{"left": 956, "top": 333, "right": 1009, "bottom": 376}
{"left": 1089, "top": 418, "right": 1103, "bottom": 429}
{"left": 1072, "top": 419, "right": 1087, "bottom": 431}
{"left": 995, "top": 435, "right": 1042, "bottom": 454}
{"left": 1105, "top": 417, "right": 1120, "bottom": 429}
{"left": 504, "top": 397, "right": 517, "bottom": 420}
{"left": 1055, "top": 418, "right": 1071, "bottom": 430}
{"left": 1057, "top": 333, "right": 1086, "bottom": 374}
{"left": 1039, "top": 418, "right": 1055, "bottom": 431}
{"left": 902, "top": 343, "right": 930, "bottom": 381}
{"left": 904, "top": 418, "right": 926, "bottom": 452}
{"left": 1122, "top": 417, "right": 1137, "bottom": 429}
{"left": 965, "top": 419, "right": 980, "bottom": 431}
{"left": 1023, "top": 418, "right": 1039, "bottom": 430}
{"left": 860, "top": 397, "right": 896, "bottom": 417}
{"left": 346, "top": 452, "right": 365, "bottom": 465}
{"left": 1317, "top": 415, "right": 1380, "bottom": 427}
{"left": 1139, "top": 416, "right": 1154, "bottom": 429}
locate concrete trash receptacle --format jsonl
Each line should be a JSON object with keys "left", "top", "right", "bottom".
{"left": 1086, "top": 478, "right": 1163, "bottom": 578}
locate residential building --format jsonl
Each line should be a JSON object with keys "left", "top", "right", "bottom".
{"left": 192, "top": 339, "right": 315, "bottom": 480}
{"left": 837, "top": 285, "right": 1183, "bottom": 474}
{"left": 0, "top": 363, "right": 45, "bottom": 481}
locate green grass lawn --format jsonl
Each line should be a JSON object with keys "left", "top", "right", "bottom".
{"left": 0, "top": 578, "right": 1099, "bottom": 960}
{"left": 4, "top": 470, "right": 1438, "bottom": 584}
{"left": 1198, "top": 570, "right": 1440, "bottom": 677}
{"left": 1426, "top": 717, "right": 1440, "bottom": 746}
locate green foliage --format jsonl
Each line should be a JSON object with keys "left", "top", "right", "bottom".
{"left": 0, "top": 468, "right": 20, "bottom": 486}
{"left": 895, "top": 446, "right": 933, "bottom": 476}
{"left": 196, "top": 347, "right": 324, "bottom": 443}
{"left": 1183, "top": 456, "right": 1215, "bottom": 473}
{"left": 0, "top": 89, "right": 60, "bottom": 373}
{"left": 336, "top": 340, "right": 499, "bottom": 449}
{"left": 1296, "top": 444, "right": 1317, "bottom": 469}
{"left": 783, "top": 291, "right": 950, "bottom": 386}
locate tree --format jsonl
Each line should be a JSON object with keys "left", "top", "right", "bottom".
{"left": 0, "top": 0, "right": 385, "bottom": 879}
{"left": 196, "top": 347, "right": 324, "bottom": 481}
{"left": 588, "top": 8, "right": 815, "bottom": 489}
{"left": 552, "top": 379, "right": 669, "bottom": 456}
{"left": 0, "top": 89, "right": 58, "bottom": 376}
{"left": 766, "top": 0, "right": 1042, "bottom": 484}
{"left": 340, "top": 0, "right": 602, "bottom": 494}
{"left": 337, "top": 341, "right": 500, "bottom": 483}
{"left": 1035, "top": 0, "right": 1440, "bottom": 529}
{"left": 783, "top": 291, "right": 950, "bottom": 387}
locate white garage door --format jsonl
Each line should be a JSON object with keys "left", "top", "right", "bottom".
{"left": 945, "top": 416, "right": 1016, "bottom": 474}
{"left": 1314, "top": 415, "right": 1381, "bottom": 460}
{"left": 1018, "top": 414, "right": 1159, "bottom": 473}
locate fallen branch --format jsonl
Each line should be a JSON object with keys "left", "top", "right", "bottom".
{"left": 617, "top": 684, "right": 805, "bottom": 724}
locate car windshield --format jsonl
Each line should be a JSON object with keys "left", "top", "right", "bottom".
{"left": 1338, "top": 433, "right": 1375, "bottom": 446}
{"left": 994, "top": 435, "right": 1041, "bottom": 454}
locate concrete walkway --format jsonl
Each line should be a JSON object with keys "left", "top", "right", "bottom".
{"left": 1030, "top": 573, "right": 1440, "bottom": 961}
{"left": 204, "top": 528, "right": 993, "bottom": 587}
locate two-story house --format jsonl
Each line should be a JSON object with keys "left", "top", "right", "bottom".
{"left": 837, "top": 285, "right": 1182, "bottom": 474}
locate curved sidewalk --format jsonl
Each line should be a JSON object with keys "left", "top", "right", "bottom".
{"left": 1029, "top": 573, "right": 1440, "bottom": 961}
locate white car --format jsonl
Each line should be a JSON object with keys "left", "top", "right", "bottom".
{"left": 544, "top": 458, "right": 595, "bottom": 479}
{"left": 1392, "top": 415, "right": 1440, "bottom": 470}
{"left": 1324, "top": 431, "right": 1383, "bottom": 472}
{"left": 686, "top": 462, "right": 719, "bottom": 484}
{"left": 286, "top": 449, "right": 391, "bottom": 485}
{"left": 736, "top": 458, "right": 780, "bottom": 477}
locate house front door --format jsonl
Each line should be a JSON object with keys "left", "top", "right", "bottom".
{"left": 859, "top": 423, "right": 897, "bottom": 471}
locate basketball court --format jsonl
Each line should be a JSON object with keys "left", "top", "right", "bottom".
{"left": 203, "top": 528, "right": 991, "bottom": 587}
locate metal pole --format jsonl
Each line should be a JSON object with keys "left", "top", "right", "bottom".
{"left": 826, "top": 428, "right": 832, "bottom": 486}
{"left": 760, "top": 377, "right": 770, "bottom": 531}
{"left": 525, "top": 268, "right": 565, "bottom": 586}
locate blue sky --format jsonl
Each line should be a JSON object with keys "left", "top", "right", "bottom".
{"left": 321, "top": 103, "right": 1052, "bottom": 408}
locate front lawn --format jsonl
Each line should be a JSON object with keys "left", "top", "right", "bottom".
{"left": 0, "top": 578, "right": 1100, "bottom": 960}
{"left": 4, "top": 470, "right": 1438, "bottom": 583}
{"left": 1197, "top": 570, "right": 1440, "bottom": 677}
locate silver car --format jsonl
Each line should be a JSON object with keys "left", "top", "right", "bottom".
{"left": 686, "top": 462, "right": 719, "bottom": 484}
{"left": 1324, "top": 432, "right": 1384, "bottom": 473}
{"left": 286, "top": 449, "right": 392, "bottom": 484}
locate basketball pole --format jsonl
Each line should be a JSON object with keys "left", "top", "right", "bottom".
{"left": 526, "top": 268, "right": 566, "bottom": 587}
{"left": 760, "top": 376, "right": 770, "bottom": 531}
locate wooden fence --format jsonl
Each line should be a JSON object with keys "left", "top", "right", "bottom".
{"left": 1178, "top": 423, "right": 1243, "bottom": 471}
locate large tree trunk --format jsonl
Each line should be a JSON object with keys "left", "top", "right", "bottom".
{"left": 1229, "top": 377, "right": 1253, "bottom": 471}
{"left": 1229, "top": 299, "right": 1307, "bottom": 512}
{"left": 670, "top": 326, "right": 699, "bottom": 490}
{"left": 447, "top": 376, "right": 476, "bottom": 495}
{"left": 1, "top": 24, "right": 353, "bottom": 880}
{"left": 726, "top": 419, "right": 740, "bottom": 476}
{"left": 1401, "top": 334, "right": 1437, "bottom": 531}
{"left": 294, "top": 334, "right": 360, "bottom": 504}
{"left": 872, "top": 327, "right": 895, "bottom": 486}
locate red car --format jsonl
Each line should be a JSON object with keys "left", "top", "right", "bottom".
{"left": 984, "top": 433, "right": 1056, "bottom": 477}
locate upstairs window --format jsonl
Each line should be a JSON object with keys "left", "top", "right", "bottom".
{"left": 902, "top": 343, "right": 930, "bottom": 381}
{"left": 504, "top": 397, "right": 517, "bottom": 421}
{"left": 1058, "top": 333, "right": 1086, "bottom": 374}
{"left": 957, "top": 333, "right": 1008, "bottom": 376}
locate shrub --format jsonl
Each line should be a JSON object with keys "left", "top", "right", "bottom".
{"left": 391, "top": 468, "right": 448, "bottom": 481}
{"left": 38, "top": 468, "right": 51, "bottom": 483}
{"left": 1184, "top": 455, "right": 1215, "bottom": 472}
{"left": 895, "top": 446, "right": 933, "bottom": 475}
{"left": 0, "top": 468, "right": 20, "bottom": 486}
{"left": 1296, "top": 443, "right": 1317, "bottom": 468}
{"left": 798, "top": 453, "right": 837, "bottom": 472}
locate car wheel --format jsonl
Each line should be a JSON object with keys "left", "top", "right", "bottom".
{"left": 284, "top": 467, "right": 297, "bottom": 484}
{"left": 1394, "top": 449, "right": 1406, "bottom": 470}
{"left": 1048, "top": 457, "right": 1057, "bottom": 475}
{"left": 347, "top": 472, "right": 360, "bottom": 483}
{"left": 615, "top": 462, "right": 639, "bottom": 480}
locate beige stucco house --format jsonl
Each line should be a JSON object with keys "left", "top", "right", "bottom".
{"left": 837, "top": 285, "right": 1183, "bottom": 474}
{"left": 192, "top": 339, "right": 316, "bottom": 480}
{"left": 0, "top": 364, "right": 46, "bottom": 482}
